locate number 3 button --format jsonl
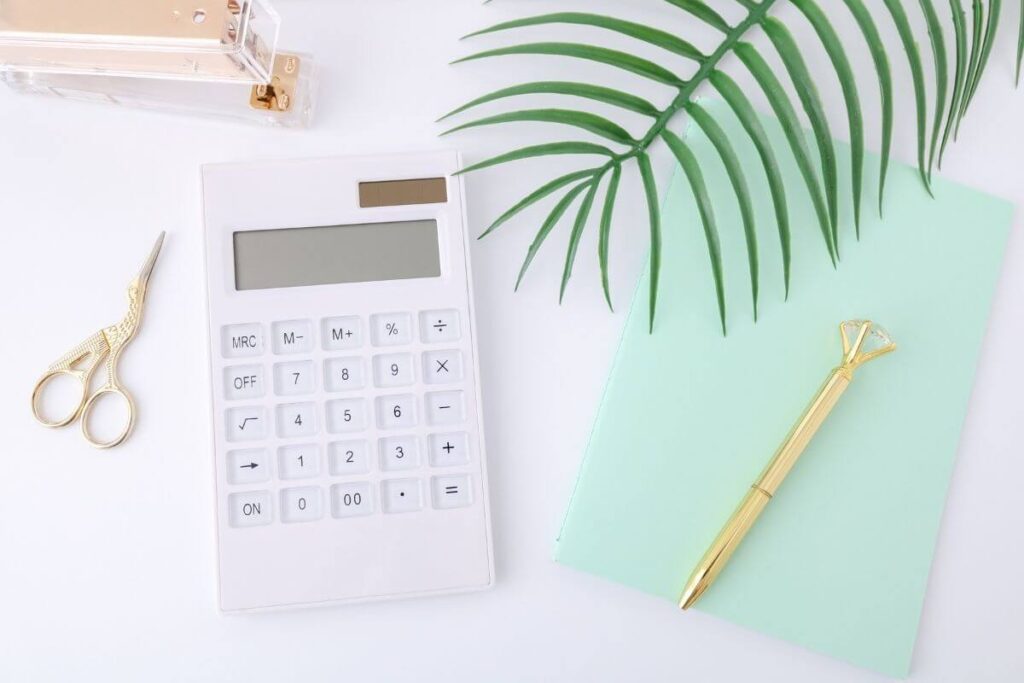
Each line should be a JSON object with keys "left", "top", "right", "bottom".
{"left": 376, "top": 395, "right": 416, "bottom": 429}
{"left": 379, "top": 436, "right": 419, "bottom": 471}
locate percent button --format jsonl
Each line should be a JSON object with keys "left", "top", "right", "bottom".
{"left": 371, "top": 313, "right": 413, "bottom": 347}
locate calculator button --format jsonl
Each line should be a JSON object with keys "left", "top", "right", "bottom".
{"left": 381, "top": 479, "right": 423, "bottom": 514}
{"left": 425, "top": 391, "right": 466, "bottom": 426}
{"left": 428, "top": 433, "right": 470, "bottom": 467}
{"left": 273, "top": 360, "right": 316, "bottom": 396}
{"left": 371, "top": 312, "right": 413, "bottom": 346}
{"left": 322, "top": 316, "right": 362, "bottom": 351}
{"left": 420, "top": 310, "right": 460, "bottom": 344}
{"left": 331, "top": 482, "right": 373, "bottom": 518}
{"left": 227, "top": 448, "right": 270, "bottom": 485}
{"left": 226, "top": 406, "right": 268, "bottom": 442}
{"left": 379, "top": 436, "right": 420, "bottom": 472}
{"left": 376, "top": 394, "right": 417, "bottom": 430}
{"left": 373, "top": 353, "right": 415, "bottom": 388}
{"left": 329, "top": 440, "right": 371, "bottom": 476}
{"left": 422, "top": 350, "right": 463, "bottom": 385}
{"left": 324, "top": 357, "right": 366, "bottom": 392}
{"left": 224, "top": 364, "right": 265, "bottom": 400}
{"left": 326, "top": 398, "right": 368, "bottom": 433}
{"left": 280, "top": 487, "right": 323, "bottom": 524}
{"left": 272, "top": 319, "right": 314, "bottom": 355}
{"left": 278, "top": 443, "right": 321, "bottom": 480}
{"left": 276, "top": 402, "right": 317, "bottom": 438}
{"left": 222, "top": 323, "right": 263, "bottom": 358}
{"left": 228, "top": 491, "right": 272, "bottom": 527}
{"left": 431, "top": 475, "right": 473, "bottom": 510}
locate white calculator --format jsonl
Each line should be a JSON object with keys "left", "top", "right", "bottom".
{"left": 201, "top": 151, "right": 493, "bottom": 611}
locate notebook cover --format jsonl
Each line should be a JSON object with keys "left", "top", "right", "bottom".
{"left": 554, "top": 99, "right": 1013, "bottom": 677}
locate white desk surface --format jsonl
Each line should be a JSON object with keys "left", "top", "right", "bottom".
{"left": 2, "top": 1, "right": 1022, "bottom": 681}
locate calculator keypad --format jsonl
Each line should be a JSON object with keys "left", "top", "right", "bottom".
{"left": 220, "top": 311, "right": 477, "bottom": 529}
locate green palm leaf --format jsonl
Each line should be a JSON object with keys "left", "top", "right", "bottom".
{"left": 793, "top": 0, "right": 866, "bottom": 233}
{"left": 710, "top": 70, "right": 792, "bottom": 297}
{"left": 464, "top": 13, "right": 704, "bottom": 62}
{"left": 598, "top": 164, "right": 623, "bottom": 310}
{"left": 447, "top": 2, "right": 1015, "bottom": 331}
{"left": 442, "top": 109, "right": 637, "bottom": 146}
{"left": 452, "top": 43, "right": 684, "bottom": 86}
{"left": 663, "top": 131, "right": 727, "bottom": 335}
{"left": 438, "top": 82, "right": 660, "bottom": 120}
{"left": 843, "top": 0, "right": 894, "bottom": 216}
{"left": 686, "top": 101, "right": 759, "bottom": 319}
{"left": 941, "top": 0, "right": 969, "bottom": 166}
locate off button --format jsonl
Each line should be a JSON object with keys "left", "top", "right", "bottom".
{"left": 224, "top": 364, "right": 264, "bottom": 400}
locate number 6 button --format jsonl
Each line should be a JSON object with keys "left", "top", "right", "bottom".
{"left": 376, "top": 395, "right": 416, "bottom": 429}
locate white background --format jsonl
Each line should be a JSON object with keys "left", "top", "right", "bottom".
{"left": 1, "top": 1, "right": 1022, "bottom": 681}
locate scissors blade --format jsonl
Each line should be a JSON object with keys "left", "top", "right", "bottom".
{"left": 136, "top": 231, "right": 166, "bottom": 290}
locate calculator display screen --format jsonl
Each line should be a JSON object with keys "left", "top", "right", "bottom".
{"left": 233, "top": 220, "right": 442, "bottom": 291}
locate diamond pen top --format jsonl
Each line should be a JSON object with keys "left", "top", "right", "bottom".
{"left": 840, "top": 320, "right": 897, "bottom": 371}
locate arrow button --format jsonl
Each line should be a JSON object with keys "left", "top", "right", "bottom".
{"left": 227, "top": 448, "right": 270, "bottom": 485}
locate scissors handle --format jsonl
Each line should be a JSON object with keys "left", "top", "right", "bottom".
{"left": 80, "top": 383, "right": 136, "bottom": 450}
{"left": 31, "top": 367, "right": 91, "bottom": 428}
{"left": 31, "top": 331, "right": 109, "bottom": 428}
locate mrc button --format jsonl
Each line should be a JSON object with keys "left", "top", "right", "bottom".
{"left": 222, "top": 323, "right": 263, "bottom": 358}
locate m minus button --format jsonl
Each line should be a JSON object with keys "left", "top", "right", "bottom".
{"left": 425, "top": 391, "right": 465, "bottom": 426}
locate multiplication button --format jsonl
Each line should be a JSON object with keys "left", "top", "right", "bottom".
{"left": 422, "top": 350, "right": 463, "bottom": 385}
{"left": 226, "top": 406, "right": 267, "bottom": 442}
{"left": 224, "top": 364, "right": 264, "bottom": 400}
{"left": 222, "top": 323, "right": 263, "bottom": 358}
{"left": 228, "top": 491, "right": 272, "bottom": 528}
{"left": 420, "top": 310, "right": 460, "bottom": 344}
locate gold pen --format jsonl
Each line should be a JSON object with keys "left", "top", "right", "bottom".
{"left": 679, "top": 320, "right": 896, "bottom": 610}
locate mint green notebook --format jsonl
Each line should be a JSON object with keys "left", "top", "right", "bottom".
{"left": 555, "top": 100, "right": 1013, "bottom": 677}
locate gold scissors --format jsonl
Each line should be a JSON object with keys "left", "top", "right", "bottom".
{"left": 31, "top": 232, "right": 166, "bottom": 449}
